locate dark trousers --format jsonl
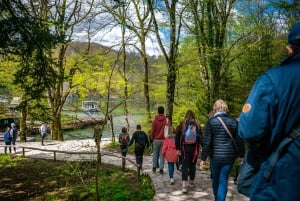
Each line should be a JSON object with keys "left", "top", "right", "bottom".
{"left": 12, "top": 138, "right": 16, "bottom": 153}
{"left": 181, "top": 149, "right": 197, "bottom": 181}
{"left": 120, "top": 145, "right": 128, "bottom": 157}
{"left": 4, "top": 142, "right": 12, "bottom": 154}
{"left": 135, "top": 145, "right": 145, "bottom": 167}
{"left": 41, "top": 134, "right": 46, "bottom": 145}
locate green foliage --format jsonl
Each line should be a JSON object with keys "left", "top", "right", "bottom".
{"left": 0, "top": 155, "right": 154, "bottom": 201}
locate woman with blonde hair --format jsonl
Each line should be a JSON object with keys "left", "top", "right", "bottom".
{"left": 175, "top": 110, "right": 202, "bottom": 193}
{"left": 200, "top": 99, "right": 244, "bottom": 201}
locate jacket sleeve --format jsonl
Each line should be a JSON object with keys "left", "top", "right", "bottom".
{"left": 129, "top": 132, "right": 135, "bottom": 146}
{"left": 175, "top": 122, "right": 182, "bottom": 150}
{"left": 127, "top": 134, "right": 130, "bottom": 145}
{"left": 201, "top": 120, "right": 212, "bottom": 161}
{"left": 238, "top": 74, "right": 277, "bottom": 142}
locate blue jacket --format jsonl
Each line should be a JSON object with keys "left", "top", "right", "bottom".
{"left": 4, "top": 130, "right": 11, "bottom": 143}
{"left": 238, "top": 51, "right": 300, "bottom": 201}
{"left": 201, "top": 113, "right": 244, "bottom": 162}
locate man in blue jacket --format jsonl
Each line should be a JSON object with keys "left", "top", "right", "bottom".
{"left": 238, "top": 21, "right": 300, "bottom": 201}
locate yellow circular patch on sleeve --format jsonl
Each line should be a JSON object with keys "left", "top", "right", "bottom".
{"left": 242, "top": 103, "right": 251, "bottom": 113}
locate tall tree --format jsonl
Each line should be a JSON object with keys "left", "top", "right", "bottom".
{"left": 183, "top": 0, "right": 237, "bottom": 113}
{"left": 101, "top": 0, "right": 154, "bottom": 123}
{"left": 147, "top": 0, "right": 184, "bottom": 121}
{"left": 34, "top": 0, "right": 94, "bottom": 140}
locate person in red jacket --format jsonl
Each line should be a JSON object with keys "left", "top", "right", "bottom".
{"left": 161, "top": 126, "right": 178, "bottom": 185}
{"left": 150, "top": 106, "right": 169, "bottom": 174}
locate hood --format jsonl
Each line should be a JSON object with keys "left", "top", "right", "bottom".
{"left": 154, "top": 114, "right": 166, "bottom": 121}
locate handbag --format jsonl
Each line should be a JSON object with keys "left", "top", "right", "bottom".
{"left": 164, "top": 118, "right": 169, "bottom": 138}
{"left": 216, "top": 117, "right": 239, "bottom": 152}
{"left": 237, "top": 150, "right": 263, "bottom": 196}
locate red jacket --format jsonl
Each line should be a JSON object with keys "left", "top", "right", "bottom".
{"left": 161, "top": 136, "right": 178, "bottom": 162}
{"left": 151, "top": 114, "right": 169, "bottom": 141}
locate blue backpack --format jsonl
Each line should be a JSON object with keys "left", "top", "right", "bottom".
{"left": 184, "top": 124, "right": 197, "bottom": 144}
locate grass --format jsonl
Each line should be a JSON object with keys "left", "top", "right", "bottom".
{"left": 0, "top": 154, "right": 155, "bottom": 201}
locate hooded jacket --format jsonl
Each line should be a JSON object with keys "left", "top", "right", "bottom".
{"left": 238, "top": 50, "right": 300, "bottom": 201}
{"left": 151, "top": 114, "right": 168, "bottom": 141}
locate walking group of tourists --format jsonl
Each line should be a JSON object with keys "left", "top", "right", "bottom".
{"left": 115, "top": 21, "right": 300, "bottom": 201}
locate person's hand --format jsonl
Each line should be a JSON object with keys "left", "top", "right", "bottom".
{"left": 177, "top": 150, "right": 181, "bottom": 156}
{"left": 199, "top": 160, "right": 205, "bottom": 170}
{"left": 237, "top": 157, "right": 244, "bottom": 165}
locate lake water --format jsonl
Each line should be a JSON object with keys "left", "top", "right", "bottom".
{"left": 34, "top": 113, "right": 147, "bottom": 141}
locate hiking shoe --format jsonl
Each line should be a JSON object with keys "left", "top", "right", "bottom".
{"left": 152, "top": 168, "right": 156, "bottom": 173}
{"left": 159, "top": 169, "right": 164, "bottom": 175}
{"left": 170, "top": 178, "right": 174, "bottom": 185}
{"left": 189, "top": 180, "right": 194, "bottom": 187}
{"left": 182, "top": 187, "right": 187, "bottom": 193}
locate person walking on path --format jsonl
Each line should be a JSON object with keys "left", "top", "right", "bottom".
{"left": 118, "top": 127, "right": 130, "bottom": 157}
{"left": 151, "top": 106, "right": 170, "bottom": 174}
{"left": 161, "top": 126, "right": 178, "bottom": 185}
{"left": 39, "top": 123, "right": 47, "bottom": 146}
{"left": 200, "top": 100, "right": 244, "bottom": 201}
{"left": 175, "top": 109, "right": 202, "bottom": 193}
{"left": 129, "top": 124, "right": 150, "bottom": 171}
{"left": 238, "top": 22, "right": 300, "bottom": 201}
{"left": 10, "top": 123, "right": 18, "bottom": 153}
{"left": 3, "top": 127, "right": 12, "bottom": 154}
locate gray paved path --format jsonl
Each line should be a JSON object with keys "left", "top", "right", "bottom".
{"left": 1, "top": 139, "right": 249, "bottom": 201}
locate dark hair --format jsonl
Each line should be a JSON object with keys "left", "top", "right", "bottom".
{"left": 136, "top": 124, "right": 141, "bottom": 130}
{"left": 157, "top": 106, "right": 164, "bottom": 114}
{"left": 121, "top": 127, "right": 127, "bottom": 133}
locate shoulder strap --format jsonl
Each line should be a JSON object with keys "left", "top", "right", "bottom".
{"left": 216, "top": 117, "right": 239, "bottom": 151}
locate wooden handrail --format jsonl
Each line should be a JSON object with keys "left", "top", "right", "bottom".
{"left": 0, "top": 145, "right": 142, "bottom": 179}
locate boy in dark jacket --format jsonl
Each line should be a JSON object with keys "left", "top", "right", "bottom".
{"left": 129, "top": 124, "right": 149, "bottom": 171}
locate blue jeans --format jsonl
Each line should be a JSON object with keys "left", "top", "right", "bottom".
{"left": 211, "top": 159, "right": 234, "bottom": 201}
{"left": 168, "top": 162, "right": 175, "bottom": 178}
{"left": 152, "top": 140, "right": 165, "bottom": 170}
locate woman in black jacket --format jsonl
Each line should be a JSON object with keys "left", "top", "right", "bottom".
{"left": 200, "top": 100, "right": 244, "bottom": 201}
{"left": 175, "top": 110, "right": 202, "bottom": 194}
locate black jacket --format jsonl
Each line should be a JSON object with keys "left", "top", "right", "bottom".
{"left": 201, "top": 113, "right": 245, "bottom": 161}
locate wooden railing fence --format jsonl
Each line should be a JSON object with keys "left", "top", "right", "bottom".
{"left": 0, "top": 145, "right": 143, "bottom": 179}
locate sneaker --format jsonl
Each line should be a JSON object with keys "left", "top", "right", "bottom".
{"left": 170, "top": 178, "right": 174, "bottom": 185}
{"left": 152, "top": 168, "right": 156, "bottom": 173}
{"left": 159, "top": 169, "right": 164, "bottom": 175}
{"left": 189, "top": 180, "right": 194, "bottom": 187}
{"left": 182, "top": 187, "right": 187, "bottom": 193}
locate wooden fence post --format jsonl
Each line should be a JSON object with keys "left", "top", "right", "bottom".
{"left": 122, "top": 157, "right": 125, "bottom": 169}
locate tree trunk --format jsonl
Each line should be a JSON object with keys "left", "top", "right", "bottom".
{"left": 20, "top": 107, "right": 27, "bottom": 142}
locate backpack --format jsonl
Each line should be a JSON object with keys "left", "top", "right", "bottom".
{"left": 136, "top": 131, "right": 147, "bottom": 146}
{"left": 183, "top": 124, "right": 197, "bottom": 144}
{"left": 121, "top": 134, "right": 128, "bottom": 144}
{"left": 164, "top": 118, "right": 169, "bottom": 138}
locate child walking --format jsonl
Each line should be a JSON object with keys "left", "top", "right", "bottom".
{"left": 118, "top": 127, "right": 130, "bottom": 157}
{"left": 161, "top": 126, "right": 178, "bottom": 185}
{"left": 129, "top": 124, "right": 150, "bottom": 171}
